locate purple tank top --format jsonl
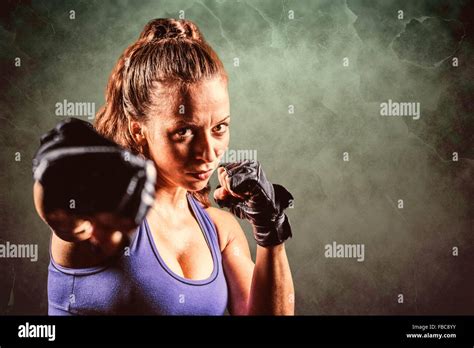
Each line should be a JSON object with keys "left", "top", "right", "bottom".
{"left": 47, "top": 193, "right": 228, "bottom": 315}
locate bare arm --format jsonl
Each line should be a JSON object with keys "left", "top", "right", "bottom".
{"left": 209, "top": 208, "right": 294, "bottom": 315}
{"left": 248, "top": 241, "right": 294, "bottom": 315}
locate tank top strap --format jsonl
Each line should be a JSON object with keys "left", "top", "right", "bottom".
{"left": 186, "top": 193, "right": 221, "bottom": 257}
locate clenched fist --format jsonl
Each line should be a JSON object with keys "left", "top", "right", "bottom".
{"left": 213, "top": 160, "right": 294, "bottom": 247}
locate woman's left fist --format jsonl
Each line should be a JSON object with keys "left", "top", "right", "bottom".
{"left": 213, "top": 160, "right": 294, "bottom": 247}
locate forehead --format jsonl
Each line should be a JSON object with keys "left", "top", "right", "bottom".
{"left": 151, "top": 77, "right": 229, "bottom": 126}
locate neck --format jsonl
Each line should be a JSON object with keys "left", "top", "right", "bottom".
{"left": 153, "top": 186, "right": 188, "bottom": 212}
{"left": 149, "top": 170, "right": 190, "bottom": 214}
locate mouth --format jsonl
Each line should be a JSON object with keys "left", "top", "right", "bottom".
{"left": 186, "top": 168, "right": 214, "bottom": 181}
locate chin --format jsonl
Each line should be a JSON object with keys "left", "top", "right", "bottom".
{"left": 185, "top": 179, "right": 210, "bottom": 192}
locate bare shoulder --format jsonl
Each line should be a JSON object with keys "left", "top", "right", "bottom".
{"left": 205, "top": 206, "right": 244, "bottom": 252}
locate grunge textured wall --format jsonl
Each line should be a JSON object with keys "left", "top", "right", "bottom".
{"left": 1, "top": 0, "right": 473, "bottom": 315}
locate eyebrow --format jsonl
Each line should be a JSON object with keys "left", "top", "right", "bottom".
{"left": 170, "top": 115, "right": 230, "bottom": 128}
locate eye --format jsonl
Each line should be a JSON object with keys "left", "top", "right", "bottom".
{"left": 174, "top": 127, "right": 193, "bottom": 139}
{"left": 213, "top": 123, "right": 229, "bottom": 134}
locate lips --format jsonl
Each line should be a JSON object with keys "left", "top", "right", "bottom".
{"left": 187, "top": 168, "right": 213, "bottom": 180}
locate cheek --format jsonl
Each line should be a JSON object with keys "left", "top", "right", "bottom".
{"left": 148, "top": 133, "right": 188, "bottom": 168}
{"left": 216, "top": 135, "right": 229, "bottom": 157}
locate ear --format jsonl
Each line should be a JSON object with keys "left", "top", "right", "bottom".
{"left": 129, "top": 120, "right": 147, "bottom": 145}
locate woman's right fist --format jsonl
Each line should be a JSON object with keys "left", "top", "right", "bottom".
{"left": 32, "top": 118, "right": 157, "bottom": 241}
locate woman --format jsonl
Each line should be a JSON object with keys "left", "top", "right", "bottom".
{"left": 34, "top": 18, "right": 294, "bottom": 315}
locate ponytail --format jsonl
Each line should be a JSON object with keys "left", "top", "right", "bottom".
{"left": 94, "top": 18, "right": 228, "bottom": 207}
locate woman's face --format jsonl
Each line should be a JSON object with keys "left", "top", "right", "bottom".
{"left": 144, "top": 77, "right": 230, "bottom": 192}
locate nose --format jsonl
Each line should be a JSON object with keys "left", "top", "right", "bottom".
{"left": 193, "top": 132, "right": 218, "bottom": 163}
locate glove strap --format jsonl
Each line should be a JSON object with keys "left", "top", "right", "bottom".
{"left": 253, "top": 213, "right": 292, "bottom": 247}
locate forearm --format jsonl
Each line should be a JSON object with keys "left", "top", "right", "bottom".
{"left": 247, "top": 241, "right": 295, "bottom": 315}
{"left": 214, "top": 160, "right": 295, "bottom": 315}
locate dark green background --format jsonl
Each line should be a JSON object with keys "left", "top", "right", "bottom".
{"left": 1, "top": 0, "right": 473, "bottom": 315}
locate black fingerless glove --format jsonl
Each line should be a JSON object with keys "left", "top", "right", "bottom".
{"left": 32, "top": 117, "right": 156, "bottom": 226}
{"left": 214, "top": 160, "right": 294, "bottom": 247}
